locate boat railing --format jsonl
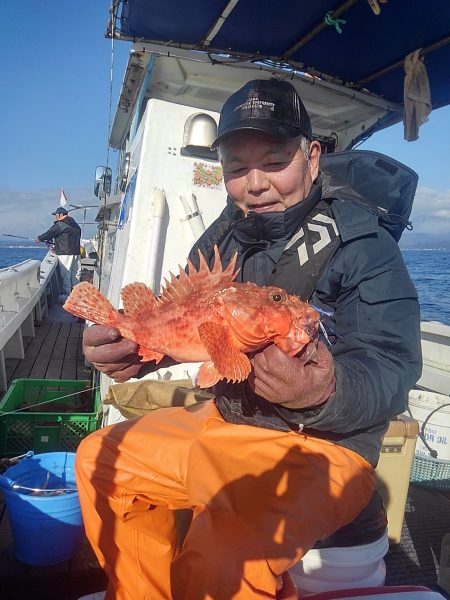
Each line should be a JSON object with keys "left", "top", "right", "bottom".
{"left": 417, "top": 320, "right": 450, "bottom": 395}
{"left": 0, "top": 251, "right": 60, "bottom": 392}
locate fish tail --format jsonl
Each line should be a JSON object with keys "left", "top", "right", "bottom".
{"left": 63, "top": 282, "right": 120, "bottom": 325}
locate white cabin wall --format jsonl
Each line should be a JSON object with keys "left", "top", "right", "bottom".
{"left": 119, "top": 98, "right": 225, "bottom": 289}
{"left": 101, "top": 98, "right": 227, "bottom": 423}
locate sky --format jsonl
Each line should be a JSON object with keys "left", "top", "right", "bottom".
{"left": 0, "top": 2, "right": 130, "bottom": 241}
{"left": 0, "top": 1, "right": 449, "bottom": 248}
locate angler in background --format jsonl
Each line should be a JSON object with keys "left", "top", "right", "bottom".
{"left": 76, "top": 79, "right": 422, "bottom": 600}
{"left": 35, "top": 207, "right": 81, "bottom": 302}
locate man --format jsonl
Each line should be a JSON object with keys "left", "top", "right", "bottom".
{"left": 36, "top": 207, "right": 81, "bottom": 301}
{"left": 76, "top": 79, "right": 422, "bottom": 599}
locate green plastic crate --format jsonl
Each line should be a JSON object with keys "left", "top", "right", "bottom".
{"left": 0, "top": 379, "right": 101, "bottom": 455}
{"left": 410, "top": 453, "right": 450, "bottom": 490}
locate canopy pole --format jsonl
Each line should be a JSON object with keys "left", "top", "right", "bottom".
{"left": 107, "top": 0, "right": 121, "bottom": 38}
{"left": 282, "top": 0, "right": 359, "bottom": 59}
{"left": 356, "top": 34, "right": 450, "bottom": 86}
{"left": 201, "top": 0, "right": 240, "bottom": 47}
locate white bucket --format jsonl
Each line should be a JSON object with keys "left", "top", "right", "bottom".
{"left": 289, "top": 531, "right": 389, "bottom": 595}
{"left": 408, "top": 390, "right": 450, "bottom": 461}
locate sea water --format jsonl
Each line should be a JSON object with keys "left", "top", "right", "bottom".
{"left": 0, "top": 246, "right": 449, "bottom": 325}
{"left": 402, "top": 249, "right": 450, "bottom": 325}
{"left": 0, "top": 246, "right": 47, "bottom": 269}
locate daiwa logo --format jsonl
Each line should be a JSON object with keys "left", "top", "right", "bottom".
{"left": 285, "top": 214, "right": 338, "bottom": 266}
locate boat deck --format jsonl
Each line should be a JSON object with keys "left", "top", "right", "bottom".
{"left": 2, "top": 304, "right": 88, "bottom": 393}
{"left": 0, "top": 302, "right": 106, "bottom": 599}
{"left": 0, "top": 482, "right": 449, "bottom": 599}
{"left": 386, "top": 485, "right": 450, "bottom": 589}
{"left": 0, "top": 305, "right": 449, "bottom": 598}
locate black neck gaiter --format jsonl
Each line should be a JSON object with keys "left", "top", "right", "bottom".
{"left": 228, "top": 178, "right": 322, "bottom": 285}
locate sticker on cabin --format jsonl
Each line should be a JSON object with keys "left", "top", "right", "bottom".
{"left": 193, "top": 162, "right": 223, "bottom": 189}
{"left": 118, "top": 172, "right": 137, "bottom": 229}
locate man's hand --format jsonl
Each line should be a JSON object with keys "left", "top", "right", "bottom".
{"left": 83, "top": 325, "right": 144, "bottom": 382}
{"left": 249, "top": 341, "right": 335, "bottom": 409}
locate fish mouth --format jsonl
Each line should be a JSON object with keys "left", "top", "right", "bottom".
{"left": 302, "top": 321, "right": 320, "bottom": 339}
{"left": 294, "top": 312, "right": 320, "bottom": 341}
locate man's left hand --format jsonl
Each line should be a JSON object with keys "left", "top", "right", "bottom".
{"left": 249, "top": 341, "right": 335, "bottom": 409}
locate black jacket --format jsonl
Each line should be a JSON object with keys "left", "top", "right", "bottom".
{"left": 38, "top": 216, "right": 81, "bottom": 255}
{"left": 188, "top": 151, "right": 422, "bottom": 467}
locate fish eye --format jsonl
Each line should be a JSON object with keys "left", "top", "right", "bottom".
{"left": 272, "top": 293, "right": 282, "bottom": 302}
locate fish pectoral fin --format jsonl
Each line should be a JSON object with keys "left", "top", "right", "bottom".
{"left": 198, "top": 322, "right": 251, "bottom": 383}
{"left": 138, "top": 346, "right": 165, "bottom": 363}
{"left": 197, "top": 362, "right": 221, "bottom": 388}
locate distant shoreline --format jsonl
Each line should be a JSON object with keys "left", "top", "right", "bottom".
{"left": 3, "top": 244, "right": 446, "bottom": 252}
{"left": 1, "top": 240, "right": 449, "bottom": 252}
{"left": 0, "top": 245, "right": 42, "bottom": 249}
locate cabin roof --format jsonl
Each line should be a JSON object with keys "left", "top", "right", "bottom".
{"left": 109, "top": 0, "right": 450, "bottom": 110}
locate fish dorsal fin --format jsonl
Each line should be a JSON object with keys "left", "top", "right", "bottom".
{"left": 121, "top": 282, "right": 159, "bottom": 317}
{"left": 159, "top": 245, "right": 238, "bottom": 304}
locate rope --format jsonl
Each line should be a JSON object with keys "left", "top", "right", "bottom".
{"left": 324, "top": 11, "right": 347, "bottom": 34}
{"left": 0, "top": 385, "right": 100, "bottom": 417}
{"left": 406, "top": 402, "right": 450, "bottom": 459}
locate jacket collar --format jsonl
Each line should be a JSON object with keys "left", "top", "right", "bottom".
{"left": 330, "top": 196, "right": 380, "bottom": 243}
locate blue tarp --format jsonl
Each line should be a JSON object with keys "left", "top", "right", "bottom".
{"left": 111, "top": 0, "right": 450, "bottom": 109}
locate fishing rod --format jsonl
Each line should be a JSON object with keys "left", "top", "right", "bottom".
{"left": 1, "top": 234, "right": 33, "bottom": 240}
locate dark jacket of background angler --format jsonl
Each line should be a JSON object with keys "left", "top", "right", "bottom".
{"left": 37, "top": 216, "right": 81, "bottom": 255}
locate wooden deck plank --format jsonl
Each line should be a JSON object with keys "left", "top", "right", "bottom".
{"left": 39, "top": 322, "right": 62, "bottom": 358}
{"left": 35, "top": 319, "right": 52, "bottom": 337}
{"left": 69, "top": 322, "right": 82, "bottom": 335}
{"left": 1, "top": 310, "right": 89, "bottom": 404}
{"left": 65, "top": 338, "right": 79, "bottom": 360}
{"left": 4, "top": 359, "right": 21, "bottom": 383}
{"left": 5, "top": 334, "right": 44, "bottom": 382}
{"left": 58, "top": 322, "right": 72, "bottom": 338}
{"left": 61, "top": 359, "right": 78, "bottom": 380}
{"left": 29, "top": 355, "right": 52, "bottom": 379}
{"left": 20, "top": 336, "right": 43, "bottom": 360}
{"left": 22, "top": 336, "right": 34, "bottom": 351}
{"left": 8, "top": 357, "right": 37, "bottom": 381}
{"left": 45, "top": 358, "right": 64, "bottom": 380}
{"left": 51, "top": 336, "right": 69, "bottom": 360}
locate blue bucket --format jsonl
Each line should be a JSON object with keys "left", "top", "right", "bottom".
{"left": 0, "top": 451, "right": 84, "bottom": 565}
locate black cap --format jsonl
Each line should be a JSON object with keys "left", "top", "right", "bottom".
{"left": 52, "top": 207, "right": 68, "bottom": 216}
{"left": 211, "top": 79, "right": 312, "bottom": 149}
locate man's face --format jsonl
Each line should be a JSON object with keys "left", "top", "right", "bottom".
{"left": 220, "top": 131, "right": 321, "bottom": 215}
